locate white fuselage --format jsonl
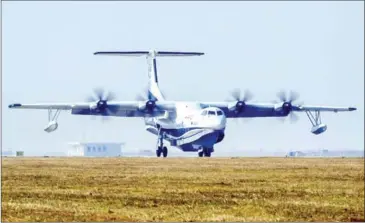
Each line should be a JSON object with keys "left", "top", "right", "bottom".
{"left": 144, "top": 102, "right": 226, "bottom": 151}
{"left": 157, "top": 102, "right": 227, "bottom": 131}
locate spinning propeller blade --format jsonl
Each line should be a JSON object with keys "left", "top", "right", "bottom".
{"left": 229, "top": 89, "right": 253, "bottom": 102}
{"left": 226, "top": 88, "right": 253, "bottom": 117}
{"left": 86, "top": 88, "right": 118, "bottom": 122}
{"left": 135, "top": 88, "right": 164, "bottom": 115}
{"left": 275, "top": 90, "right": 300, "bottom": 123}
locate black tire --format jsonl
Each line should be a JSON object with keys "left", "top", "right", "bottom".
{"left": 156, "top": 147, "right": 162, "bottom": 157}
{"left": 198, "top": 151, "right": 204, "bottom": 157}
{"left": 204, "top": 148, "right": 212, "bottom": 157}
{"left": 162, "top": 146, "right": 168, "bottom": 157}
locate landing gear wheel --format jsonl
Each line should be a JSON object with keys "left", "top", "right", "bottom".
{"left": 203, "top": 147, "right": 212, "bottom": 157}
{"left": 156, "top": 147, "right": 162, "bottom": 157}
{"left": 204, "top": 151, "right": 211, "bottom": 157}
{"left": 198, "top": 147, "right": 212, "bottom": 157}
{"left": 162, "top": 146, "right": 168, "bottom": 158}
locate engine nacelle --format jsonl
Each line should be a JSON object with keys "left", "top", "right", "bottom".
{"left": 138, "top": 101, "right": 156, "bottom": 111}
{"left": 89, "top": 103, "right": 97, "bottom": 110}
{"left": 44, "top": 121, "right": 58, "bottom": 133}
{"left": 311, "top": 124, "right": 327, "bottom": 135}
{"left": 228, "top": 101, "right": 246, "bottom": 112}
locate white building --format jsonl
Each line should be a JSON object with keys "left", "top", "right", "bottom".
{"left": 287, "top": 150, "right": 306, "bottom": 157}
{"left": 67, "top": 142, "right": 124, "bottom": 157}
{"left": 1, "top": 150, "right": 25, "bottom": 157}
{"left": 2, "top": 150, "right": 15, "bottom": 157}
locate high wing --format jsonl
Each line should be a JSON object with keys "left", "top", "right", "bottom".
{"left": 199, "top": 102, "right": 356, "bottom": 118}
{"left": 295, "top": 105, "right": 356, "bottom": 112}
{"left": 8, "top": 101, "right": 177, "bottom": 118}
{"left": 9, "top": 101, "right": 356, "bottom": 118}
{"left": 9, "top": 103, "right": 86, "bottom": 110}
{"left": 8, "top": 99, "right": 356, "bottom": 135}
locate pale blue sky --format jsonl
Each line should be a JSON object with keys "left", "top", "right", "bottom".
{"left": 2, "top": 1, "right": 364, "bottom": 156}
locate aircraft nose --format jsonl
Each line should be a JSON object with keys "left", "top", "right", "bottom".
{"left": 220, "top": 115, "right": 227, "bottom": 125}
{"left": 213, "top": 115, "right": 226, "bottom": 128}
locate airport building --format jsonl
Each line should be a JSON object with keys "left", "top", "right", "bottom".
{"left": 2, "top": 150, "right": 15, "bottom": 157}
{"left": 67, "top": 142, "right": 124, "bottom": 157}
{"left": 287, "top": 151, "right": 306, "bottom": 157}
{"left": 2, "top": 149, "right": 24, "bottom": 157}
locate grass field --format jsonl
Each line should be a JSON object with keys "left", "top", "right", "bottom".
{"left": 1, "top": 157, "right": 364, "bottom": 222}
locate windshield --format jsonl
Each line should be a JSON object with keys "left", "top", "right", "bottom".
{"left": 208, "top": 111, "right": 216, "bottom": 116}
{"left": 201, "top": 109, "right": 224, "bottom": 116}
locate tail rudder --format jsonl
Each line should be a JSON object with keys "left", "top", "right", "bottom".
{"left": 146, "top": 50, "right": 164, "bottom": 101}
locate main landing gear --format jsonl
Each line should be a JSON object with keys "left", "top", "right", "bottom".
{"left": 156, "top": 146, "right": 168, "bottom": 158}
{"left": 198, "top": 147, "right": 213, "bottom": 157}
{"left": 156, "top": 129, "right": 168, "bottom": 158}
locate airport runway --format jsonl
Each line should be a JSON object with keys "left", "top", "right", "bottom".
{"left": 2, "top": 157, "right": 364, "bottom": 222}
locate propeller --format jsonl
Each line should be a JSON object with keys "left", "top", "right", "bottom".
{"left": 135, "top": 88, "right": 164, "bottom": 115}
{"left": 225, "top": 88, "right": 253, "bottom": 124}
{"left": 226, "top": 88, "right": 253, "bottom": 114}
{"left": 86, "top": 88, "right": 118, "bottom": 120}
{"left": 275, "top": 90, "right": 301, "bottom": 123}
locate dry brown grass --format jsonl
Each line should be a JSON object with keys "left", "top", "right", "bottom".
{"left": 1, "top": 157, "right": 364, "bottom": 222}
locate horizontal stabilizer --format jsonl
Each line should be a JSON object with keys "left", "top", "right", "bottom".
{"left": 94, "top": 50, "right": 204, "bottom": 57}
{"left": 154, "top": 51, "right": 204, "bottom": 56}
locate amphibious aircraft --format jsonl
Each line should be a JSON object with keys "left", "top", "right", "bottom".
{"left": 8, "top": 50, "right": 357, "bottom": 157}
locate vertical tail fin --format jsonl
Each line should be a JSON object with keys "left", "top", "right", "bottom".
{"left": 147, "top": 50, "right": 164, "bottom": 101}
{"left": 94, "top": 50, "right": 204, "bottom": 101}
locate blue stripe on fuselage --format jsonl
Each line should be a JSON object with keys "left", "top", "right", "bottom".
{"left": 163, "top": 127, "right": 225, "bottom": 138}
{"left": 177, "top": 132, "right": 221, "bottom": 151}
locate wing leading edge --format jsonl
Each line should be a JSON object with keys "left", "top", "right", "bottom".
{"left": 8, "top": 101, "right": 356, "bottom": 118}
{"left": 8, "top": 101, "right": 177, "bottom": 118}
{"left": 9, "top": 103, "right": 83, "bottom": 110}
{"left": 295, "top": 105, "right": 356, "bottom": 112}
{"left": 199, "top": 102, "right": 356, "bottom": 118}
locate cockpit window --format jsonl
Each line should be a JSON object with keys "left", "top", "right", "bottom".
{"left": 208, "top": 111, "right": 216, "bottom": 115}
{"left": 217, "top": 111, "right": 223, "bottom": 116}
{"left": 201, "top": 110, "right": 207, "bottom": 116}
